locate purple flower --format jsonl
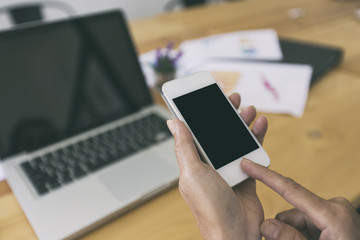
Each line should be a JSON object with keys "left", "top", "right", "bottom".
{"left": 155, "top": 48, "right": 162, "bottom": 67}
{"left": 166, "top": 42, "right": 174, "bottom": 50}
{"left": 153, "top": 42, "right": 183, "bottom": 73}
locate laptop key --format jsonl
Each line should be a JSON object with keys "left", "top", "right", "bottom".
{"left": 46, "top": 179, "right": 61, "bottom": 190}
{"left": 57, "top": 171, "right": 73, "bottom": 184}
{"left": 74, "top": 170, "right": 87, "bottom": 179}
{"left": 34, "top": 184, "right": 49, "bottom": 195}
{"left": 61, "top": 176, "right": 73, "bottom": 184}
{"left": 20, "top": 161, "right": 34, "bottom": 174}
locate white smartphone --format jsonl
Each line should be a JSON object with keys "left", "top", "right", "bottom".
{"left": 161, "top": 71, "right": 270, "bottom": 187}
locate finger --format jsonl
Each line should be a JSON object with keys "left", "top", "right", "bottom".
{"left": 167, "top": 119, "right": 202, "bottom": 173}
{"left": 228, "top": 92, "right": 257, "bottom": 126}
{"left": 252, "top": 115, "right": 268, "bottom": 145}
{"left": 240, "top": 105, "right": 257, "bottom": 126}
{"left": 275, "top": 208, "right": 306, "bottom": 229}
{"left": 241, "top": 159, "right": 329, "bottom": 229}
{"left": 228, "top": 92, "right": 268, "bottom": 144}
{"left": 276, "top": 209, "right": 320, "bottom": 238}
{"left": 228, "top": 92, "right": 241, "bottom": 110}
{"left": 260, "top": 219, "right": 307, "bottom": 240}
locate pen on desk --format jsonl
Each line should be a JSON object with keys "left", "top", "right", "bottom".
{"left": 261, "top": 73, "right": 280, "bottom": 101}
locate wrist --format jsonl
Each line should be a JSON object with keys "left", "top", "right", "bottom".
{"left": 214, "top": 220, "right": 262, "bottom": 240}
{"left": 200, "top": 222, "right": 252, "bottom": 240}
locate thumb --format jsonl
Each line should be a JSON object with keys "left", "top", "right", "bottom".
{"left": 167, "top": 119, "right": 202, "bottom": 173}
{"left": 260, "top": 219, "right": 307, "bottom": 240}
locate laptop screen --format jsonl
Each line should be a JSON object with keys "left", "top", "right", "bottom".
{"left": 0, "top": 11, "right": 153, "bottom": 159}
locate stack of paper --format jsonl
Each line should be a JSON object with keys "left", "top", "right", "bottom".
{"left": 177, "top": 29, "right": 283, "bottom": 72}
{"left": 140, "top": 29, "right": 313, "bottom": 117}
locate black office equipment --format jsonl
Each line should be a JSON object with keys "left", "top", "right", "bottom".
{"left": 9, "top": 4, "right": 43, "bottom": 24}
{"left": 278, "top": 38, "right": 343, "bottom": 86}
{"left": 183, "top": 0, "right": 206, "bottom": 7}
{"left": 0, "top": 1, "right": 75, "bottom": 26}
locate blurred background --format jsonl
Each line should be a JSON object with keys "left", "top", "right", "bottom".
{"left": 0, "top": 0, "right": 226, "bottom": 29}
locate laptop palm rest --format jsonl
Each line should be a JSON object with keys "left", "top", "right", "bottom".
{"left": 99, "top": 153, "right": 177, "bottom": 203}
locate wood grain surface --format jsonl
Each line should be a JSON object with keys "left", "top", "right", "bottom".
{"left": 1, "top": 0, "right": 360, "bottom": 239}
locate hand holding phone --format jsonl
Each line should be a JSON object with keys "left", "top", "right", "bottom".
{"left": 161, "top": 71, "right": 270, "bottom": 186}
{"left": 164, "top": 93, "right": 269, "bottom": 239}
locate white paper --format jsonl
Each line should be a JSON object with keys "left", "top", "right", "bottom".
{"left": 178, "top": 29, "right": 283, "bottom": 71}
{"left": 189, "top": 60, "right": 313, "bottom": 117}
{"left": 140, "top": 29, "right": 283, "bottom": 87}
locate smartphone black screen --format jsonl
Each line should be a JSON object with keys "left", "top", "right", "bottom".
{"left": 173, "top": 83, "right": 259, "bottom": 169}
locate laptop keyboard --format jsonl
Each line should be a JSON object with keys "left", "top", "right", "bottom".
{"left": 20, "top": 113, "right": 172, "bottom": 196}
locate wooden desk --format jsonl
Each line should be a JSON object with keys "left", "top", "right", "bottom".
{"left": 1, "top": 0, "right": 360, "bottom": 239}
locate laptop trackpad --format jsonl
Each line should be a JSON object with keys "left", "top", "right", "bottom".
{"left": 99, "top": 153, "right": 177, "bottom": 203}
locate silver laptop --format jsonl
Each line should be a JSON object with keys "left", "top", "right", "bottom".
{"left": 0, "top": 10, "right": 178, "bottom": 240}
